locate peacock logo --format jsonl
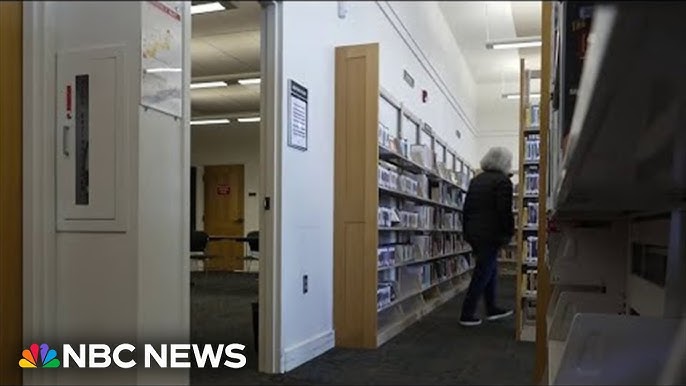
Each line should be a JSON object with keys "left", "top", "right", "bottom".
{"left": 19, "top": 343, "right": 61, "bottom": 368}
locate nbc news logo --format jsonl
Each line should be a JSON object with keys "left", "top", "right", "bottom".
{"left": 19, "top": 342, "right": 246, "bottom": 369}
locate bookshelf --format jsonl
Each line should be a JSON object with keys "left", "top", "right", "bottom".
{"left": 515, "top": 59, "right": 543, "bottom": 343}
{"left": 537, "top": 3, "right": 686, "bottom": 385}
{"left": 334, "top": 43, "right": 476, "bottom": 349}
{"left": 498, "top": 192, "right": 519, "bottom": 277}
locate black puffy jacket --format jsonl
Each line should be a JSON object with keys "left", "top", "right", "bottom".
{"left": 463, "top": 170, "right": 514, "bottom": 248}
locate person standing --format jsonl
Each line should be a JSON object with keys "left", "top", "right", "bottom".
{"left": 459, "top": 147, "right": 515, "bottom": 326}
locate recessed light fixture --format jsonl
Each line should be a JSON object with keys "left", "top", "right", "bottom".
{"left": 237, "top": 78, "right": 261, "bottom": 85}
{"left": 238, "top": 117, "right": 260, "bottom": 123}
{"left": 190, "top": 2, "right": 225, "bottom": 15}
{"left": 191, "top": 118, "right": 231, "bottom": 125}
{"left": 502, "top": 93, "right": 541, "bottom": 100}
{"left": 486, "top": 36, "right": 542, "bottom": 50}
{"left": 145, "top": 68, "right": 182, "bottom": 73}
{"left": 190, "top": 81, "right": 228, "bottom": 89}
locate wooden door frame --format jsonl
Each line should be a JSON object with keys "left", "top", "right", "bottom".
{"left": 0, "top": 2, "right": 23, "bottom": 384}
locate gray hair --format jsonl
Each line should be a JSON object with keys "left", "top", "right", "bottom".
{"left": 480, "top": 147, "right": 513, "bottom": 174}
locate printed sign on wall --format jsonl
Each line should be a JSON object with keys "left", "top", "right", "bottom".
{"left": 287, "top": 80, "right": 308, "bottom": 151}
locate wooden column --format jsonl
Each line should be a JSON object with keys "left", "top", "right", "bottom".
{"left": 535, "top": 1, "right": 553, "bottom": 384}
{"left": 515, "top": 58, "right": 527, "bottom": 341}
{"left": 334, "top": 43, "right": 380, "bottom": 348}
{"left": 0, "top": 1, "right": 23, "bottom": 383}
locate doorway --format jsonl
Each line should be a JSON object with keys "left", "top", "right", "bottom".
{"left": 189, "top": 0, "right": 281, "bottom": 378}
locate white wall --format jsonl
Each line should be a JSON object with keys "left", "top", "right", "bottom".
{"left": 476, "top": 80, "right": 520, "bottom": 166}
{"left": 26, "top": 2, "right": 190, "bottom": 384}
{"left": 277, "top": 1, "right": 480, "bottom": 371}
{"left": 191, "top": 124, "right": 260, "bottom": 271}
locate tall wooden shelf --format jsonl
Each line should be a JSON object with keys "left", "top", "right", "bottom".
{"left": 515, "top": 58, "right": 545, "bottom": 343}
{"left": 537, "top": 3, "right": 686, "bottom": 385}
{"left": 334, "top": 43, "right": 476, "bottom": 348}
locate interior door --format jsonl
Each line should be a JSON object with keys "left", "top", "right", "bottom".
{"left": 0, "top": 1, "right": 23, "bottom": 383}
{"left": 203, "top": 165, "right": 245, "bottom": 271}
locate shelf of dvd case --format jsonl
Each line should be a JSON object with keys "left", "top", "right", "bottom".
{"left": 523, "top": 290, "right": 538, "bottom": 299}
{"left": 378, "top": 146, "right": 467, "bottom": 193}
{"left": 377, "top": 248, "right": 473, "bottom": 272}
{"left": 523, "top": 160, "right": 540, "bottom": 166}
{"left": 377, "top": 277, "right": 471, "bottom": 345}
{"left": 378, "top": 227, "right": 462, "bottom": 233}
{"left": 334, "top": 44, "right": 478, "bottom": 349}
{"left": 377, "top": 267, "right": 474, "bottom": 313}
{"left": 378, "top": 186, "right": 462, "bottom": 211}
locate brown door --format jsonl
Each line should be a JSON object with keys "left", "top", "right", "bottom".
{"left": 0, "top": 1, "right": 23, "bottom": 383}
{"left": 203, "top": 165, "right": 245, "bottom": 271}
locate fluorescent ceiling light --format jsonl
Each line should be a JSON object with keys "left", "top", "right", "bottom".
{"left": 145, "top": 68, "right": 182, "bottom": 73}
{"left": 238, "top": 78, "right": 261, "bottom": 85}
{"left": 238, "top": 117, "right": 260, "bottom": 123}
{"left": 190, "top": 81, "right": 228, "bottom": 89}
{"left": 191, "top": 2, "right": 225, "bottom": 15}
{"left": 191, "top": 118, "right": 230, "bottom": 125}
{"left": 502, "top": 93, "right": 541, "bottom": 100}
{"left": 486, "top": 36, "right": 542, "bottom": 50}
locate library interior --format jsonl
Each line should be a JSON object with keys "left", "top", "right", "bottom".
{"left": 1, "top": 1, "right": 685, "bottom": 385}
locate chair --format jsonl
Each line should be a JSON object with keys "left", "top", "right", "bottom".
{"left": 190, "top": 230, "right": 219, "bottom": 278}
{"left": 242, "top": 231, "right": 259, "bottom": 272}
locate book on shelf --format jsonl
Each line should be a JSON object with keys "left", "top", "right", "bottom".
{"left": 524, "top": 168, "right": 540, "bottom": 195}
{"left": 525, "top": 104, "right": 540, "bottom": 127}
{"left": 525, "top": 236, "right": 539, "bottom": 259}
{"left": 526, "top": 202, "right": 539, "bottom": 226}
{"left": 524, "top": 269, "right": 538, "bottom": 292}
{"left": 523, "top": 299, "right": 537, "bottom": 323}
{"left": 524, "top": 134, "right": 541, "bottom": 162}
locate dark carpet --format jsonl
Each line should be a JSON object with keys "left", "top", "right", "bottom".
{"left": 190, "top": 272, "right": 535, "bottom": 385}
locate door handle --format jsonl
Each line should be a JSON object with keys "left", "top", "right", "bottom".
{"left": 63, "top": 125, "right": 70, "bottom": 156}
{"left": 235, "top": 218, "right": 244, "bottom": 223}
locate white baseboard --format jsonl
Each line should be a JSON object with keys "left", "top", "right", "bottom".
{"left": 282, "top": 330, "right": 335, "bottom": 372}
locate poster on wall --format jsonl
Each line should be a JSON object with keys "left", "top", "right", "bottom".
{"left": 141, "top": 1, "right": 183, "bottom": 118}
{"left": 287, "top": 80, "right": 308, "bottom": 151}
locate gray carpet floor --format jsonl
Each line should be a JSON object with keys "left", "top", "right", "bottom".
{"left": 190, "top": 272, "right": 534, "bottom": 385}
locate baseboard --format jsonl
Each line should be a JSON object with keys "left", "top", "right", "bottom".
{"left": 282, "top": 330, "right": 335, "bottom": 372}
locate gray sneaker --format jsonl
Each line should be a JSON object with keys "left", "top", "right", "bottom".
{"left": 486, "top": 308, "right": 514, "bottom": 321}
{"left": 459, "top": 316, "right": 483, "bottom": 326}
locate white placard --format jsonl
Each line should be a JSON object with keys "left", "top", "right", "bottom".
{"left": 141, "top": 1, "right": 183, "bottom": 118}
{"left": 287, "top": 80, "right": 308, "bottom": 151}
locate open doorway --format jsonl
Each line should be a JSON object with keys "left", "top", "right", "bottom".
{"left": 188, "top": 0, "right": 276, "bottom": 377}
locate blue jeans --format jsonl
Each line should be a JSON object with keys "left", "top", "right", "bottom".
{"left": 460, "top": 244, "right": 499, "bottom": 318}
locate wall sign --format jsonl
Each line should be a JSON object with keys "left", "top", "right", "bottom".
{"left": 287, "top": 80, "right": 308, "bottom": 151}
{"left": 140, "top": 1, "right": 183, "bottom": 118}
{"left": 217, "top": 184, "right": 230, "bottom": 195}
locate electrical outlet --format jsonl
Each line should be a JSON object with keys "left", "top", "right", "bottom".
{"left": 302, "top": 275, "right": 308, "bottom": 294}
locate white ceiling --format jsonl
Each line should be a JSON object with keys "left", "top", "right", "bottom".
{"left": 191, "top": 1, "right": 261, "bottom": 118}
{"left": 439, "top": 1, "right": 541, "bottom": 85}
{"left": 191, "top": 1, "right": 541, "bottom": 118}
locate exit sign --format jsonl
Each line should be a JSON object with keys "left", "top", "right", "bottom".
{"left": 403, "top": 70, "right": 415, "bottom": 88}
